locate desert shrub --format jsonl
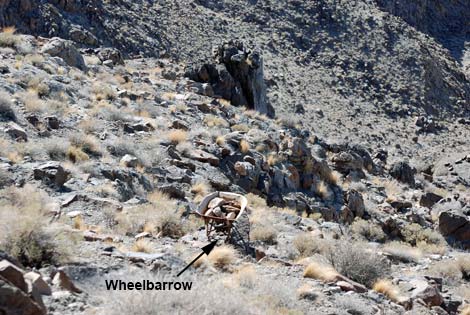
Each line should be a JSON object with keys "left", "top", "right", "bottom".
{"left": 167, "top": 130, "right": 188, "bottom": 144}
{"left": 401, "top": 223, "right": 446, "bottom": 247}
{"left": 0, "top": 185, "right": 64, "bottom": 267}
{"left": 0, "top": 169, "right": 11, "bottom": 188}
{"left": 293, "top": 233, "right": 325, "bottom": 257}
{"left": 382, "top": 241, "right": 422, "bottom": 263}
{"left": 0, "top": 91, "right": 15, "bottom": 121}
{"left": 69, "top": 134, "right": 102, "bottom": 157}
{"left": 303, "top": 262, "right": 339, "bottom": 282}
{"left": 116, "top": 191, "right": 183, "bottom": 238}
{"left": 373, "top": 279, "right": 400, "bottom": 302}
{"left": 0, "top": 27, "right": 31, "bottom": 53}
{"left": 250, "top": 225, "right": 278, "bottom": 244}
{"left": 131, "top": 239, "right": 153, "bottom": 253}
{"left": 97, "top": 270, "right": 301, "bottom": 315}
{"left": 326, "top": 242, "right": 390, "bottom": 287}
{"left": 43, "top": 138, "right": 69, "bottom": 160}
{"left": 239, "top": 139, "right": 250, "bottom": 153}
{"left": 351, "top": 218, "right": 386, "bottom": 243}
{"left": 208, "top": 245, "right": 237, "bottom": 270}
{"left": 204, "top": 114, "right": 229, "bottom": 127}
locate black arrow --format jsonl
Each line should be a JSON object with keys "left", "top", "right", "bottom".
{"left": 177, "top": 241, "right": 217, "bottom": 277}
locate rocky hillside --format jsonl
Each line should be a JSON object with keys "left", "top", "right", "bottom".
{"left": 0, "top": 1, "right": 469, "bottom": 315}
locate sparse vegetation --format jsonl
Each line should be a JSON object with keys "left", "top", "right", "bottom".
{"left": 303, "top": 262, "right": 338, "bottom": 282}
{"left": 250, "top": 224, "right": 277, "bottom": 244}
{"left": 132, "top": 239, "right": 153, "bottom": 253}
{"left": 0, "top": 185, "right": 65, "bottom": 267}
{"left": 382, "top": 241, "right": 422, "bottom": 263}
{"left": 0, "top": 91, "right": 15, "bottom": 121}
{"left": 167, "top": 129, "right": 188, "bottom": 144}
{"left": 293, "top": 233, "right": 325, "bottom": 257}
{"left": 326, "top": 242, "right": 390, "bottom": 287}
{"left": 373, "top": 279, "right": 400, "bottom": 302}
{"left": 116, "top": 190, "right": 183, "bottom": 238}
{"left": 351, "top": 218, "right": 386, "bottom": 242}
{"left": 239, "top": 139, "right": 250, "bottom": 153}
{"left": 208, "top": 245, "right": 237, "bottom": 270}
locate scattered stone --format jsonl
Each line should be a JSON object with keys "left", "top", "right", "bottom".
{"left": 24, "top": 272, "right": 51, "bottom": 296}
{"left": 410, "top": 279, "right": 443, "bottom": 307}
{"left": 419, "top": 192, "right": 443, "bottom": 208}
{"left": 120, "top": 154, "right": 139, "bottom": 167}
{"left": 83, "top": 230, "right": 114, "bottom": 242}
{"left": 438, "top": 209, "right": 470, "bottom": 249}
{"left": 0, "top": 275, "right": 45, "bottom": 315}
{"left": 5, "top": 122, "right": 27, "bottom": 141}
{"left": 389, "top": 161, "right": 416, "bottom": 186}
{"left": 184, "top": 149, "right": 220, "bottom": 166}
{"left": 0, "top": 260, "right": 26, "bottom": 292}
{"left": 41, "top": 37, "right": 86, "bottom": 70}
{"left": 33, "top": 162, "right": 69, "bottom": 187}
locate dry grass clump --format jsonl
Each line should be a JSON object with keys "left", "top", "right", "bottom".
{"left": 131, "top": 239, "right": 153, "bottom": 253}
{"left": 315, "top": 180, "right": 332, "bottom": 200}
{"left": 0, "top": 184, "right": 64, "bottom": 267}
{"left": 382, "top": 179, "right": 402, "bottom": 201}
{"left": 98, "top": 271, "right": 301, "bottom": 315}
{"left": 239, "top": 139, "right": 250, "bottom": 153}
{"left": 0, "top": 27, "right": 30, "bottom": 53}
{"left": 70, "top": 134, "right": 103, "bottom": 157}
{"left": 461, "top": 305, "right": 470, "bottom": 315}
{"left": 19, "top": 90, "right": 46, "bottom": 113}
{"left": 207, "top": 245, "right": 237, "bottom": 270}
{"left": 266, "top": 153, "right": 281, "bottom": 166}
{"left": 250, "top": 225, "right": 278, "bottom": 244}
{"left": 0, "top": 91, "right": 15, "bottom": 121}
{"left": 351, "top": 218, "right": 386, "bottom": 243}
{"left": 401, "top": 223, "right": 446, "bottom": 252}
{"left": 204, "top": 114, "right": 229, "bottom": 127}
{"left": 67, "top": 146, "right": 90, "bottom": 163}
{"left": 277, "top": 114, "right": 300, "bottom": 128}
{"left": 92, "top": 82, "right": 117, "bottom": 101}
{"left": 246, "top": 193, "right": 267, "bottom": 210}
{"left": 303, "top": 261, "right": 339, "bottom": 282}
{"left": 325, "top": 170, "right": 340, "bottom": 185}
{"left": 190, "top": 181, "right": 210, "bottom": 201}
{"left": 382, "top": 241, "right": 422, "bottom": 263}
{"left": 293, "top": 233, "right": 326, "bottom": 257}
{"left": 429, "top": 255, "right": 470, "bottom": 284}
{"left": 167, "top": 129, "right": 188, "bottom": 144}
{"left": 373, "top": 279, "right": 400, "bottom": 302}
{"left": 234, "top": 265, "right": 257, "bottom": 288}
{"left": 116, "top": 190, "right": 183, "bottom": 238}
{"left": 327, "top": 242, "right": 390, "bottom": 287}
{"left": 28, "top": 76, "right": 50, "bottom": 97}
{"left": 215, "top": 135, "right": 225, "bottom": 146}
{"left": 231, "top": 124, "right": 250, "bottom": 132}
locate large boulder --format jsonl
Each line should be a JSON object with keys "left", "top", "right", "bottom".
{"left": 438, "top": 209, "right": 470, "bottom": 249}
{"left": 33, "top": 162, "right": 69, "bottom": 187}
{"left": 0, "top": 275, "right": 45, "bottom": 315}
{"left": 41, "top": 38, "right": 86, "bottom": 70}
{"left": 389, "top": 161, "right": 416, "bottom": 186}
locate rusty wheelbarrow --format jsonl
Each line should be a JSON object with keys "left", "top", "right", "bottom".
{"left": 195, "top": 191, "right": 248, "bottom": 242}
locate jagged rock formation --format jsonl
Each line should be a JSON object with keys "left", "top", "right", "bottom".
{"left": 185, "top": 41, "right": 271, "bottom": 116}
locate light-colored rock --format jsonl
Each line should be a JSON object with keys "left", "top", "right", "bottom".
{"left": 41, "top": 37, "right": 86, "bottom": 70}
{"left": 120, "top": 154, "right": 139, "bottom": 167}
{"left": 5, "top": 122, "right": 27, "bottom": 141}
{"left": 24, "top": 272, "right": 51, "bottom": 296}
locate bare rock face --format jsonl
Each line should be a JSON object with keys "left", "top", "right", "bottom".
{"left": 185, "top": 41, "right": 272, "bottom": 116}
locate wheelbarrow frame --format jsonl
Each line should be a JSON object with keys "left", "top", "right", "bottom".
{"left": 195, "top": 191, "right": 248, "bottom": 242}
